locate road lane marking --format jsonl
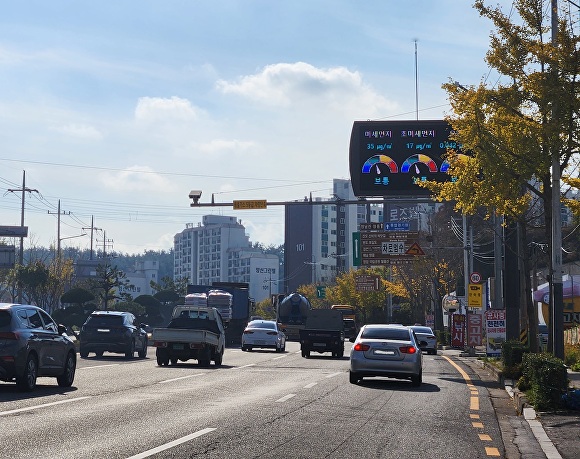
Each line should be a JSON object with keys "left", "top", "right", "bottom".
{"left": 272, "top": 355, "right": 287, "bottom": 360}
{"left": 158, "top": 373, "right": 206, "bottom": 384}
{"left": 484, "top": 447, "right": 500, "bottom": 457}
{"left": 127, "top": 428, "right": 216, "bottom": 459}
{"left": 78, "top": 364, "right": 120, "bottom": 370}
{"left": 325, "top": 372, "right": 342, "bottom": 378}
{"left": 230, "top": 363, "right": 256, "bottom": 370}
{"left": 0, "top": 396, "right": 91, "bottom": 416}
{"left": 275, "top": 394, "right": 296, "bottom": 403}
{"left": 304, "top": 383, "right": 317, "bottom": 389}
{"left": 443, "top": 355, "right": 502, "bottom": 458}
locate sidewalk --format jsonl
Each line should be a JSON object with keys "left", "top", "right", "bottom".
{"left": 443, "top": 348, "right": 580, "bottom": 459}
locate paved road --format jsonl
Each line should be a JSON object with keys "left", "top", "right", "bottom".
{"left": 0, "top": 342, "right": 511, "bottom": 458}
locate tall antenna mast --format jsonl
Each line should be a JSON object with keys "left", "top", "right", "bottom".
{"left": 414, "top": 39, "right": 419, "bottom": 120}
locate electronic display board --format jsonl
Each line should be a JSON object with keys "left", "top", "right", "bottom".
{"left": 349, "top": 120, "right": 462, "bottom": 197}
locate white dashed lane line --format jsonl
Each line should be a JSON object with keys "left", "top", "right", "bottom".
{"left": 126, "top": 428, "right": 217, "bottom": 459}
{"left": 0, "top": 397, "right": 91, "bottom": 417}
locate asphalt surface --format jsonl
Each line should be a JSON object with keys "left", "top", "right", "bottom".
{"left": 442, "top": 348, "right": 580, "bottom": 459}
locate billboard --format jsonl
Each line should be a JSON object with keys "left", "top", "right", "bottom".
{"left": 349, "top": 119, "right": 462, "bottom": 197}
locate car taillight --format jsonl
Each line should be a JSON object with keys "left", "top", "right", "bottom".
{"left": 353, "top": 343, "right": 370, "bottom": 351}
{"left": 153, "top": 341, "right": 167, "bottom": 348}
{"left": 243, "top": 330, "right": 254, "bottom": 334}
{"left": 400, "top": 346, "right": 417, "bottom": 354}
{"left": 266, "top": 332, "right": 278, "bottom": 336}
{"left": 0, "top": 332, "right": 18, "bottom": 340}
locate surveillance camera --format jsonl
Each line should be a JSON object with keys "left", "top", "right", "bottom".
{"left": 189, "top": 190, "right": 202, "bottom": 204}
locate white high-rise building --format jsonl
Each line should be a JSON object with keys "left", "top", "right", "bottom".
{"left": 173, "top": 215, "right": 278, "bottom": 303}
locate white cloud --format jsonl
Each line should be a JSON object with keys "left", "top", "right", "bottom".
{"left": 51, "top": 123, "right": 104, "bottom": 140}
{"left": 98, "top": 165, "right": 175, "bottom": 193}
{"left": 216, "top": 61, "right": 397, "bottom": 118}
{"left": 134, "top": 96, "right": 201, "bottom": 123}
{"left": 198, "top": 139, "right": 256, "bottom": 155}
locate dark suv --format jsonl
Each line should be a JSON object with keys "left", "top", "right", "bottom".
{"left": 0, "top": 303, "right": 77, "bottom": 391}
{"left": 79, "top": 311, "right": 148, "bottom": 359}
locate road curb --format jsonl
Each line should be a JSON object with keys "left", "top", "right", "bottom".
{"left": 477, "top": 358, "right": 565, "bottom": 458}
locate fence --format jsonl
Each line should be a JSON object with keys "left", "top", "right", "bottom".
{"left": 564, "top": 325, "right": 580, "bottom": 346}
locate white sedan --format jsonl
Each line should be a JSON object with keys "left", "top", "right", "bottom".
{"left": 241, "top": 320, "right": 286, "bottom": 352}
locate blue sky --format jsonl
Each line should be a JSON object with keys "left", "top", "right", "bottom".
{"left": 0, "top": 0, "right": 512, "bottom": 255}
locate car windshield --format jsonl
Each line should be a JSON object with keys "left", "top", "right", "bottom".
{"left": 361, "top": 328, "right": 410, "bottom": 341}
{"left": 412, "top": 327, "right": 433, "bottom": 334}
{"left": 87, "top": 315, "right": 124, "bottom": 326}
{"left": 0, "top": 311, "right": 11, "bottom": 330}
{"left": 249, "top": 321, "right": 276, "bottom": 330}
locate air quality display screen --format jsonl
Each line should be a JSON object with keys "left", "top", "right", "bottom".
{"left": 349, "top": 120, "right": 461, "bottom": 197}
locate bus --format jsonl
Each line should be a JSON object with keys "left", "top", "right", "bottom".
{"left": 330, "top": 304, "right": 356, "bottom": 321}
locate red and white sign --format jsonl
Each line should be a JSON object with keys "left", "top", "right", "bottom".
{"left": 468, "top": 313, "right": 483, "bottom": 346}
{"left": 469, "top": 271, "right": 482, "bottom": 284}
{"left": 452, "top": 314, "right": 466, "bottom": 348}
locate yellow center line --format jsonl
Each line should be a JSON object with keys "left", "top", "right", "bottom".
{"left": 443, "top": 356, "right": 501, "bottom": 457}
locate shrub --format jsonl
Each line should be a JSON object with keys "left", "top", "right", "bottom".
{"left": 521, "top": 352, "right": 568, "bottom": 411}
{"left": 501, "top": 340, "right": 529, "bottom": 379}
{"left": 564, "top": 343, "right": 580, "bottom": 368}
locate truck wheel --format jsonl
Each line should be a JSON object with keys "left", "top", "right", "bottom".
{"left": 199, "top": 347, "right": 211, "bottom": 367}
{"left": 214, "top": 349, "right": 223, "bottom": 366}
{"left": 170, "top": 358, "right": 178, "bottom": 365}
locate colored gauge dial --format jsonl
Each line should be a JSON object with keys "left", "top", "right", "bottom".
{"left": 400, "top": 154, "right": 438, "bottom": 173}
{"left": 361, "top": 155, "right": 398, "bottom": 174}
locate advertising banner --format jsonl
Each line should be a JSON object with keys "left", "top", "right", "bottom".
{"left": 468, "top": 312, "right": 483, "bottom": 347}
{"left": 451, "top": 314, "right": 466, "bottom": 348}
{"left": 485, "top": 309, "right": 506, "bottom": 357}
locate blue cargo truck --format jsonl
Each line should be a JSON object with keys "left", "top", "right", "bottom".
{"left": 187, "top": 282, "right": 254, "bottom": 345}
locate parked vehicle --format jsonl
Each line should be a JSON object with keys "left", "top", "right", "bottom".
{"left": 299, "top": 308, "right": 344, "bottom": 358}
{"left": 410, "top": 325, "right": 437, "bottom": 355}
{"left": 79, "top": 311, "right": 148, "bottom": 359}
{"left": 241, "top": 320, "right": 286, "bottom": 352}
{"left": 349, "top": 324, "right": 423, "bottom": 387}
{"left": 276, "top": 292, "right": 311, "bottom": 341}
{"left": 0, "top": 303, "right": 76, "bottom": 391}
{"left": 152, "top": 306, "right": 225, "bottom": 366}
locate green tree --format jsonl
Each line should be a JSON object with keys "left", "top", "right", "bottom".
{"left": 61, "top": 287, "right": 95, "bottom": 306}
{"left": 421, "top": 0, "right": 580, "bottom": 351}
{"left": 150, "top": 275, "right": 188, "bottom": 296}
{"left": 87, "top": 263, "right": 133, "bottom": 310}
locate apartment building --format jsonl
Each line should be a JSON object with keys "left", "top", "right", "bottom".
{"left": 173, "top": 215, "right": 279, "bottom": 303}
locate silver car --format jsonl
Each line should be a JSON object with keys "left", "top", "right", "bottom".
{"left": 349, "top": 324, "right": 423, "bottom": 386}
{"left": 410, "top": 325, "right": 437, "bottom": 355}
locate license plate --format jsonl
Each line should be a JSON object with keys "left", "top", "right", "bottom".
{"left": 172, "top": 344, "right": 184, "bottom": 350}
{"left": 374, "top": 349, "right": 396, "bottom": 355}
{"left": 314, "top": 343, "right": 326, "bottom": 347}
{"left": 255, "top": 340, "right": 266, "bottom": 345}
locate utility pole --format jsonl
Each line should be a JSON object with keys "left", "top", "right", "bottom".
{"left": 48, "top": 199, "right": 70, "bottom": 260}
{"left": 83, "top": 216, "right": 102, "bottom": 260}
{"left": 551, "top": 0, "right": 564, "bottom": 359}
{"left": 7, "top": 170, "right": 38, "bottom": 303}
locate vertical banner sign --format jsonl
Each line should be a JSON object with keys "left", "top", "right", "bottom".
{"left": 451, "top": 314, "right": 466, "bottom": 348}
{"left": 485, "top": 309, "right": 506, "bottom": 357}
{"left": 468, "top": 312, "right": 483, "bottom": 347}
{"left": 468, "top": 283, "right": 483, "bottom": 308}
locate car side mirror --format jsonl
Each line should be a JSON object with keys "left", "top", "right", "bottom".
{"left": 349, "top": 337, "right": 355, "bottom": 343}
{"left": 58, "top": 324, "right": 67, "bottom": 335}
